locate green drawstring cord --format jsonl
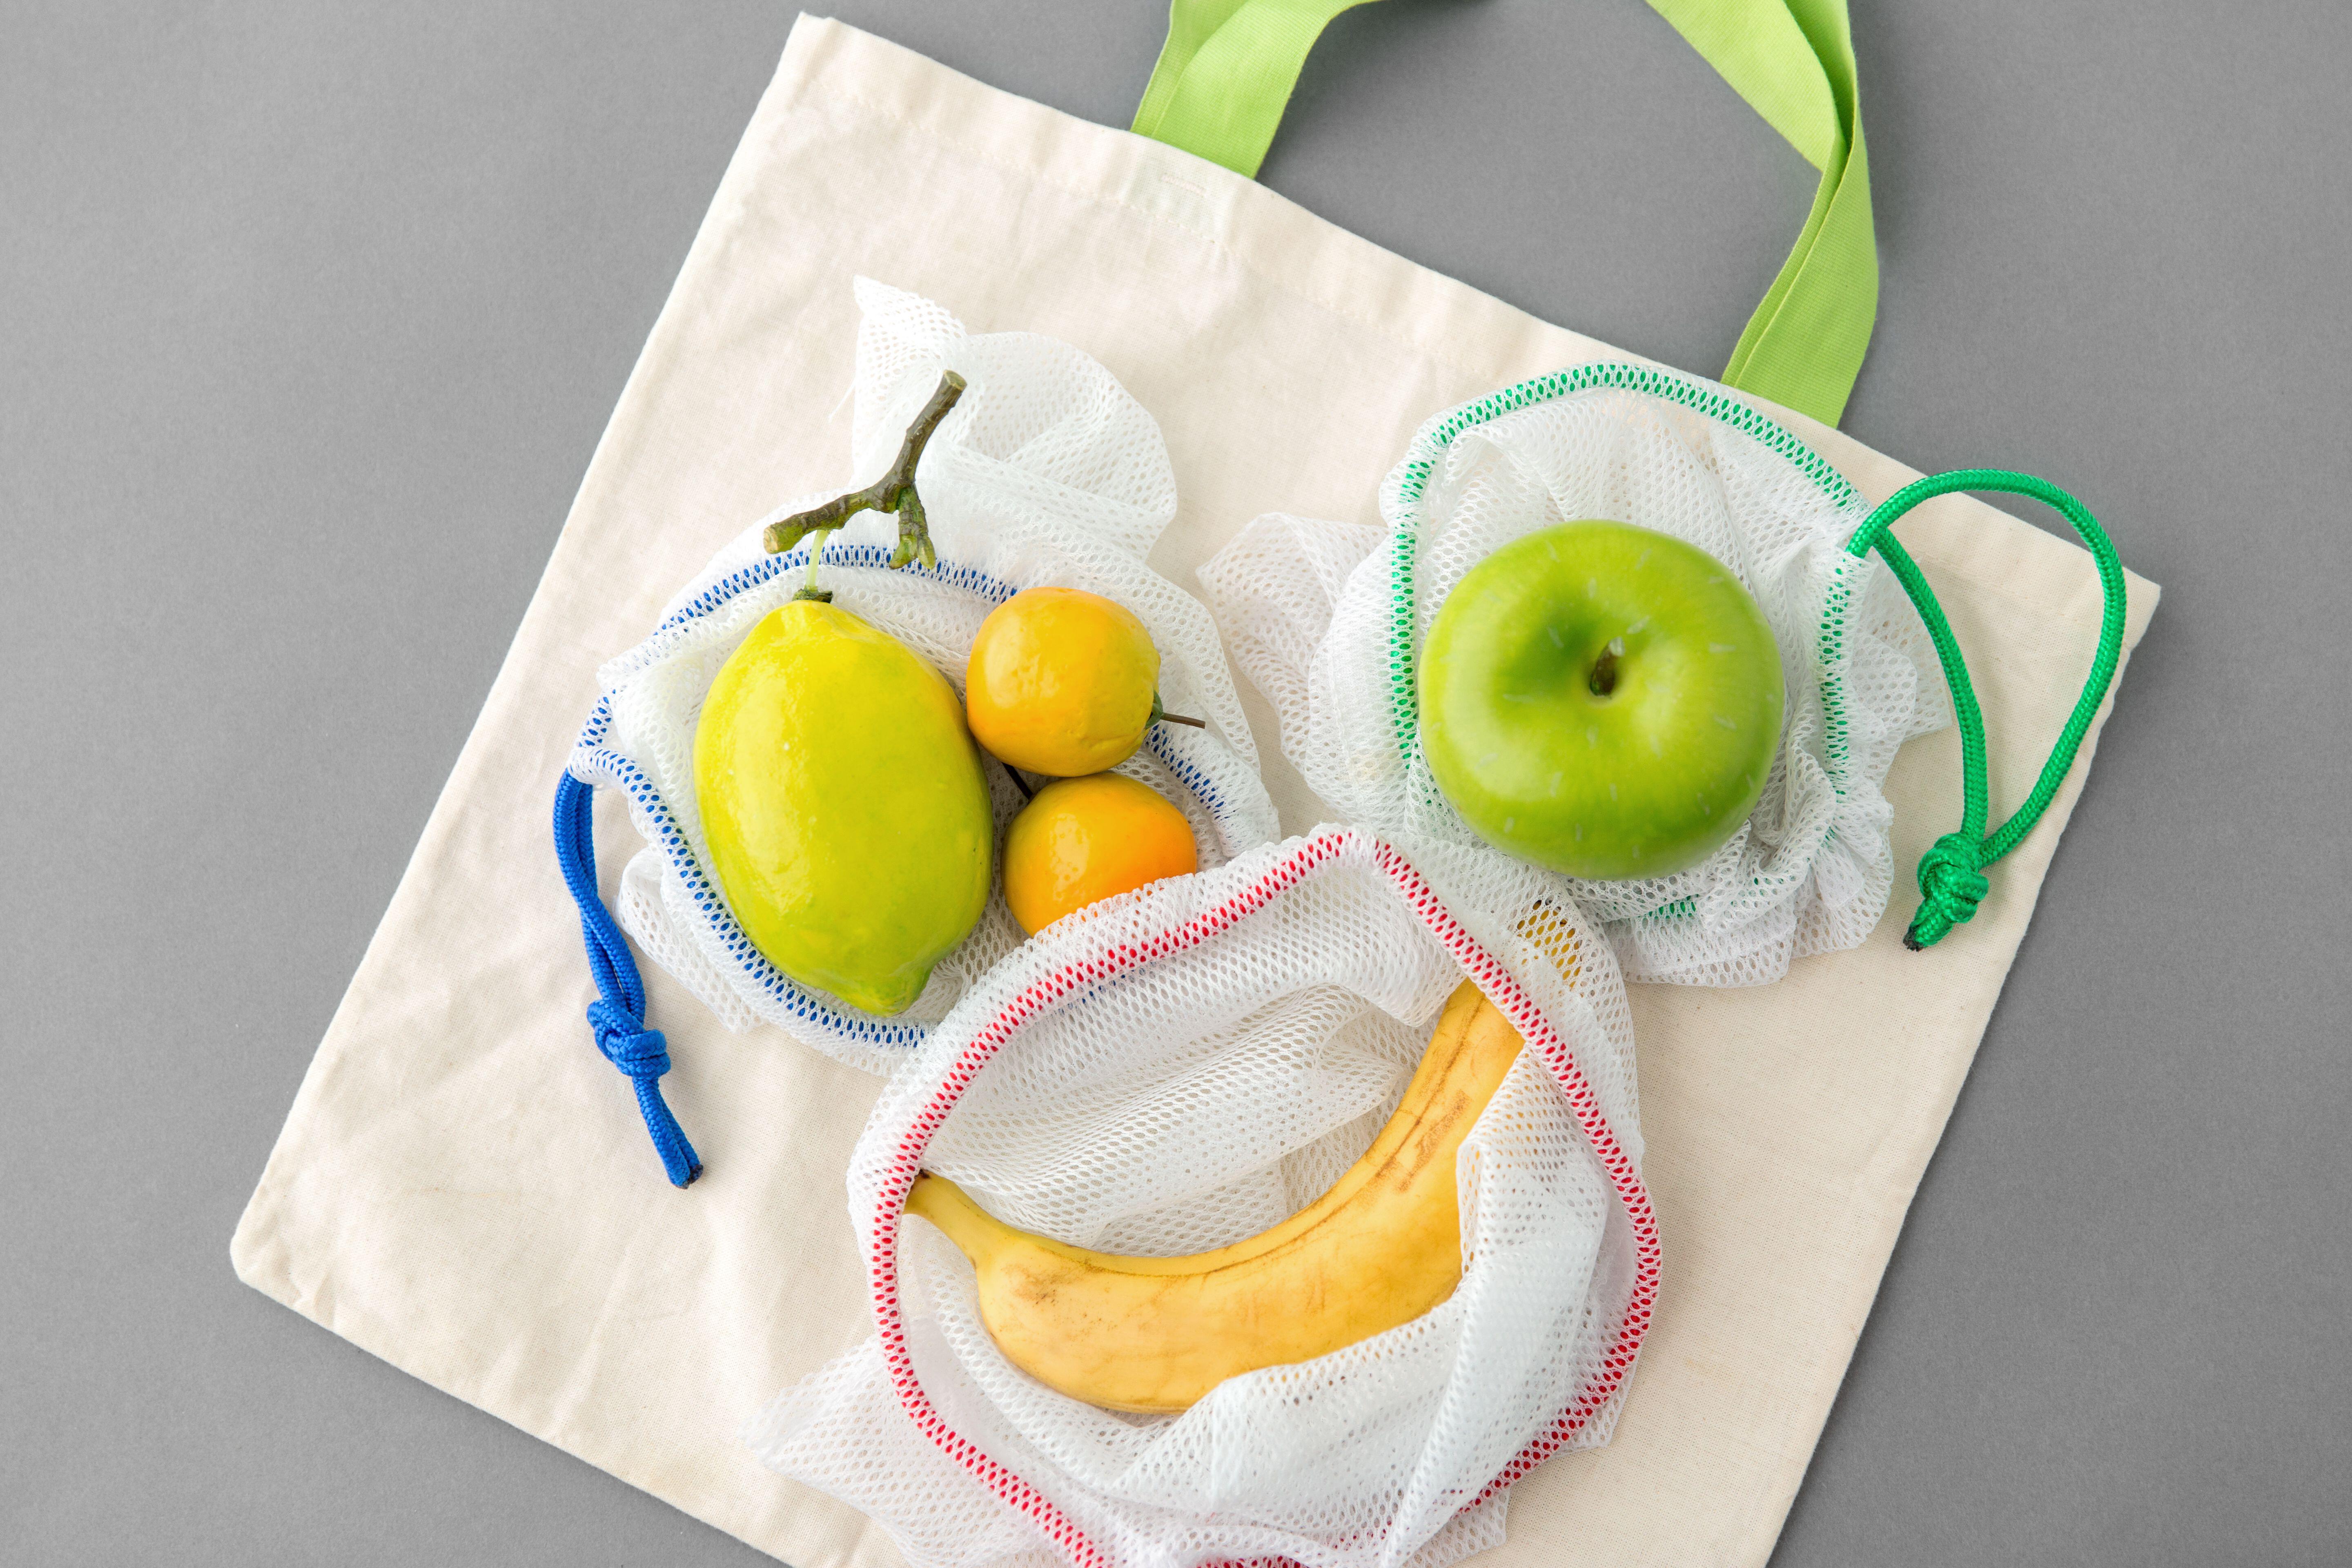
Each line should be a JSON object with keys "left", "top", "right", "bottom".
{"left": 1846, "top": 470, "right": 2130, "bottom": 949}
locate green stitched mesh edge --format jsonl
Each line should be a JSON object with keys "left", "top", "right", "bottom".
{"left": 1382, "top": 363, "right": 1869, "bottom": 928}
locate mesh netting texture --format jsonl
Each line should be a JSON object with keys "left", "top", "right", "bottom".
{"left": 748, "top": 828, "right": 1655, "bottom": 1568}
{"left": 1200, "top": 370, "right": 1949, "bottom": 986}
{"left": 568, "top": 281, "right": 1280, "bottom": 1072}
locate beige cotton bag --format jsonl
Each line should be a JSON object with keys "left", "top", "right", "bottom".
{"left": 234, "top": 16, "right": 2158, "bottom": 1568}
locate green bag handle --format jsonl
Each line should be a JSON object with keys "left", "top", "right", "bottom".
{"left": 1132, "top": 0, "right": 1876, "bottom": 427}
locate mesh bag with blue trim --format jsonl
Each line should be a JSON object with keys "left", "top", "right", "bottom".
{"left": 568, "top": 281, "right": 1279, "bottom": 1074}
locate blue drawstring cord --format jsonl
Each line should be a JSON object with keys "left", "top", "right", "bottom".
{"left": 554, "top": 771, "right": 702, "bottom": 1187}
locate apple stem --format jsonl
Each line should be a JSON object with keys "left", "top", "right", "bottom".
{"left": 1589, "top": 636, "right": 1627, "bottom": 697}
{"left": 765, "top": 370, "right": 968, "bottom": 592}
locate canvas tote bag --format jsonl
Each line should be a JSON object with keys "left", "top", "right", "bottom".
{"left": 233, "top": 10, "right": 2158, "bottom": 1568}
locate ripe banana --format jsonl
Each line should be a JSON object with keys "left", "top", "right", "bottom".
{"left": 904, "top": 979, "right": 1526, "bottom": 1413}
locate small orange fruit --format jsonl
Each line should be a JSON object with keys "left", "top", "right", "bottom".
{"left": 1002, "top": 774, "right": 1199, "bottom": 935}
{"left": 967, "top": 587, "right": 1161, "bottom": 776}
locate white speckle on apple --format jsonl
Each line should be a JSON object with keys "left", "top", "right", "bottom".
{"left": 1575, "top": 824, "right": 1584, "bottom": 841}
{"left": 1608, "top": 782, "right": 1619, "bottom": 801}
{"left": 1479, "top": 752, "right": 1500, "bottom": 766}
{"left": 1708, "top": 642, "right": 1737, "bottom": 653}
{"left": 1626, "top": 616, "right": 1651, "bottom": 636}
{"left": 1546, "top": 624, "right": 1563, "bottom": 648}
{"left": 1586, "top": 726, "right": 1599, "bottom": 746}
{"left": 1714, "top": 714, "right": 1738, "bottom": 729}
{"left": 1548, "top": 771, "right": 1562, "bottom": 795}
{"left": 1586, "top": 578, "right": 1597, "bottom": 598}
{"left": 1637, "top": 549, "right": 1652, "bottom": 570}
{"left": 1504, "top": 817, "right": 1515, "bottom": 832}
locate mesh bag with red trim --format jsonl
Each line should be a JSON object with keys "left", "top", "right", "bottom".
{"left": 747, "top": 827, "right": 1656, "bottom": 1568}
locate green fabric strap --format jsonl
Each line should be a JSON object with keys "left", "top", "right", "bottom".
{"left": 1132, "top": 0, "right": 1878, "bottom": 427}
{"left": 1845, "top": 471, "right": 2130, "bottom": 950}
{"left": 1132, "top": 0, "right": 1378, "bottom": 178}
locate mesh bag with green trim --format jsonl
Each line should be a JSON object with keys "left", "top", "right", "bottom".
{"left": 1201, "top": 368, "right": 1949, "bottom": 987}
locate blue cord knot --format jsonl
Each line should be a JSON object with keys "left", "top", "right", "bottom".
{"left": 555, "top": 772, "right": 702, "bottom": 1187}
{"left": 587, "top": 999, "right": 670, "bottom": 1078}
{"left": 1906, "top": 831, "right": 1990, "bottom": 951}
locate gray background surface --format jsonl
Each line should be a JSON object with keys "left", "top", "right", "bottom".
{"left": 5, "top": 2, "right": 2347, "bottom": 1563}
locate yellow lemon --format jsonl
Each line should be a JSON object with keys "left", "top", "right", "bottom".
{"left": 695, "top": 599, "right": 993, "bottom": 1015}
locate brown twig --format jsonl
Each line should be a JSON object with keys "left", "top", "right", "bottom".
{"left": 765, "top": 371, "right": 967, "bottom": 599}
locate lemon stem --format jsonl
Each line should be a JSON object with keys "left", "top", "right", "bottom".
{"left": 794, "top": 527, "right": 837, "bottom": 603}
{"left": 764, "top": 370, "right": 968, "bottom": 594}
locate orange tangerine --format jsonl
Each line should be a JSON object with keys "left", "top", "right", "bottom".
{"left": 1002, "top": 774, "right": 1199, "bottom": 935}
{"left": 967, "top": 587, "right": 1161, "bottom": 776}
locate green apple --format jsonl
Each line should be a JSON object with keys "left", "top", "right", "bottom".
{"left": 1417, "top": 519, "right": 1786, "bottom": 880}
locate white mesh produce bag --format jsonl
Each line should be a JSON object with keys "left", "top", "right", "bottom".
{"left": 567, "top": 281, "right": 1279, "bottom": 1074}
{"left": 749, "top": 826, "right": 1657, "bottom": 1568}
{"left": 1200, "top": 365, "right": 1949, "bottom": 987}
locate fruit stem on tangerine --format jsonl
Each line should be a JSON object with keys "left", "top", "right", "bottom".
{"left": 763, "top": 369, "right": 968, "bottom": 594}
{"left": 1148, "top": 693, "right": 1208, "bottom": 729}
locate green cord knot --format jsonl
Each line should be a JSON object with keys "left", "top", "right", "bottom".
{"left": 1848, "top": 467, "right": 2130, "bottom": 956}
{"left": 1906, "top": 833, "right": 1989, "bottom": 951}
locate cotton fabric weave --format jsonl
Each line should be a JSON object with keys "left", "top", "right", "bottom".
{"left": 233, "top": 17, "right": 2157, "bottom": 1568}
